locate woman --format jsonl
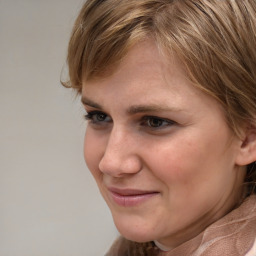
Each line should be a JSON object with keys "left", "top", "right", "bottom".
{"left": 62, "top": 0, "right": 256, "bottom": 255}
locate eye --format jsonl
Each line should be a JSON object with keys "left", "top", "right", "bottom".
{"left": 85, "top": 111, "right": 112, "bottom": 124}
{"left": 141, "top": 116, "right": 175, "bottom": 129}
{"left": 147, "top": 118, "right": 164, "bottom": 128}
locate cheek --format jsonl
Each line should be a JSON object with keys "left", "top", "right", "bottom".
{"left": 84, "top": 130, "right": 103, "bottom": 179}
{"left": 147, "top": 140, "right": 200, "bottom": 179}
{"left": 150, "top": 134, "right": 236, "bottom": 204}
{"left": 145, "top": 136, "right": 219, "bottom": 193}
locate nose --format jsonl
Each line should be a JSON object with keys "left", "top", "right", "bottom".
{"left": 99, "top": 127, "right": 142, "bottom": 177}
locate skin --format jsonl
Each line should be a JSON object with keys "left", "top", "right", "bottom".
{"left": 82, "top": 40, "right": 246, "bottom": 249}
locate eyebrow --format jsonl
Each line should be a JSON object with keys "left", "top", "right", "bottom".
{"left": 81, "top": 97, "right": 102, "bottom": 109}
{"left": 127, "top": 105, "right": 182, "bottom": 114}
{"left": 81, "top": 96, "right": 183, "bottom": 114}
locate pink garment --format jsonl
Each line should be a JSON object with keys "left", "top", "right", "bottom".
{"left": 161, "top": 195, "right": 256, "bottom": 256}
{"left": 106, "top": 195, "right": 256, "bottom": 255}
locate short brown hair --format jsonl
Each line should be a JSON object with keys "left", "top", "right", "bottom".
{"left": 62, "top": 0, "right": 256, "bottom": 192}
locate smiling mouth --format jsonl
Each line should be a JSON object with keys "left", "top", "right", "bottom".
{"left": 108, "top": 187, "right": 159, "bottom": 207}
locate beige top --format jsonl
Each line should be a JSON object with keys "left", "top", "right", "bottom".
{"left": 161, "top": 195, "right": 256, "bottom": 256}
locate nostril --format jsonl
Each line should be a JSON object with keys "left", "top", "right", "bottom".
{"left": 98, "top": 129, "right": 142, "bottom": 176}
{"left": 120, "top": 157, "right": 142, "bottom": 174}
{"left": 99, "top": 153, "right": 142, "bottom": 177}
{"left": 98, "top": 156, "right": 115, "bottom": 174}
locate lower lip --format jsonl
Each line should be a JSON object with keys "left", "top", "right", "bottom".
{"left": 109, "top": 191, "right": 159, "bottom": 207}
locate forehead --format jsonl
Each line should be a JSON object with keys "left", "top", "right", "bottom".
{"left": 83, "top": 41, "right": 225, "bottom": 120}
{"left": 82, "top": 40, "right": 187, "bottom": 94}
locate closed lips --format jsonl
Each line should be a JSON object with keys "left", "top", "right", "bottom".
{"left": 108, "top": 187, "right": 160, "bottom": 207}
{"left": 108, "top": 187, "right": 159, "bottom": 196}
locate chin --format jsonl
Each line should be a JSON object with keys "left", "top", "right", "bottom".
{"left": 119, "top": 229, "right": 154, "bottom": 243}
{"left": 112, "top": 215, "right": 157, "bottom": 243}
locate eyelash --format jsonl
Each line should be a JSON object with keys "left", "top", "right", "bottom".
{"left": 141, "top": 116, "right": 175, "bottom": 128}
{"left": 84, "top": 111, "right": 112, "bottom": 124}
{"left": 84, "top": 111, "right": 175, "bottom": 129}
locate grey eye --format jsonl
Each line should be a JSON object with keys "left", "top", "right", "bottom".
{"left": 141, "top": 116, "right": 175, "bottom": 130}
{"left": 147, "top": 118, "right": 164, "bottom": 127}
{"left": 95, "top": 113, "right": 107, "bottom": 121}
{"left": 85, "top": 111, "right": 111, "bottom": 124}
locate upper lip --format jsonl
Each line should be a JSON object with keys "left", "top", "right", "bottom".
{"left": 108, "top": 187, "right": 159, "bottom": 196}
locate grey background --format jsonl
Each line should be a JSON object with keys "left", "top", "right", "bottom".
{"left": 0, "top": 0, "right": 118, "bottom": 255}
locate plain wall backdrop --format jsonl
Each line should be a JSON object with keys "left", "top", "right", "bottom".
{"left": 0, "top": 0, "right": 118, "bottom": 255}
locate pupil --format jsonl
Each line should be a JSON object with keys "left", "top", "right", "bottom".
{"left": 97, "top": 113, "right": 106, "bottom": 121}
{"left": 149, "top": 118, "right": 162, "bottom": 127}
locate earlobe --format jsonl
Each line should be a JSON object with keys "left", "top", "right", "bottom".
{"left": 235, "top": 127, "right": 256, "bottom": 166}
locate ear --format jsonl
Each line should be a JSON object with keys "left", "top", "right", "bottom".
{"left": 235, "top": 125, "right": 256, "bottom": 166}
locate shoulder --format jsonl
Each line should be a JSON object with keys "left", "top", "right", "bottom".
{"left": 165, "top": 195, "right": 256, "bottom": 256}
{"left": 195, "top": 195, "right": 256, "bottom": 256}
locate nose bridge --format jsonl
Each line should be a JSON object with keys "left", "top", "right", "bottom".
{"left": 105, "top": 126, "right": 127, "bottom": 159}
{"left": 109, "top": 124, "right": 126, "bottom": 148}
{"left": 99, "top": 125, "right": 141, "bottom": 176}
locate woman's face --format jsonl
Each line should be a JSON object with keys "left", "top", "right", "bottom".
{"left": 82, "top": 41, "right": 245, "bottom": 248}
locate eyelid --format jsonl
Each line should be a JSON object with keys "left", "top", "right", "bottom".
{"left": 141, "top": 115, "right": 175, "bottom": 123}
